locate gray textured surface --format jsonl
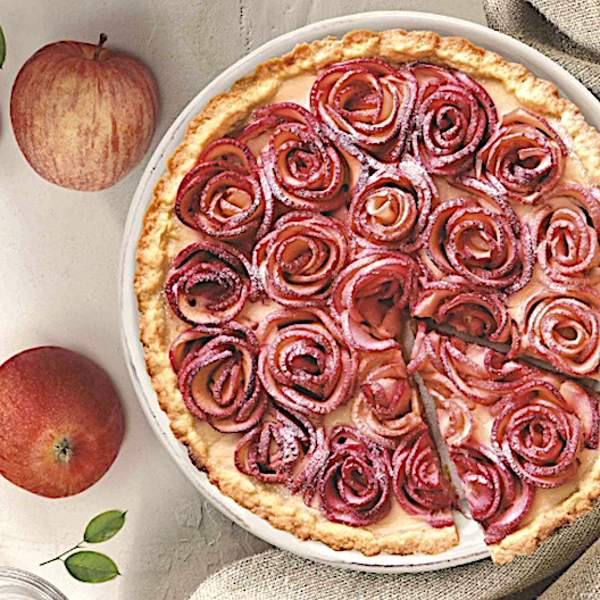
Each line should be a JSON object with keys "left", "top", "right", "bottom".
{"left": 0, "top": 2, "right": 484, "bottom": 598}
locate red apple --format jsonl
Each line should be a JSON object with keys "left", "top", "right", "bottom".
{"left": 0, "top": 346, "right": 125, "bottom": 498}
{"left": 10, "top": 34, "right": 159, "bottom": 191}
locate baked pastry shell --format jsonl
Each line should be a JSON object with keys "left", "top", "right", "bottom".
{"left": 134, "top": 28, "right": 600, "bottom": 562}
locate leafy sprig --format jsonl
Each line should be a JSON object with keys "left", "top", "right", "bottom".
{"left": 0, "top": 26, "right": 6, "bottom": 68}
{"left": 40, "top": 510, "right": 126, "bottom": 583}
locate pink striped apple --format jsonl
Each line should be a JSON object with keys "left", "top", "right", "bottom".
{"left": 10, "top": 34, "right": 159, "bottom": 191}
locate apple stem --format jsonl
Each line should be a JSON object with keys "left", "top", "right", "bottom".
{"left": 94, "top": 33, "right": 108, "bottom": 60}
{"left": 39, "top": 542, "right": 82, "bottom": 566}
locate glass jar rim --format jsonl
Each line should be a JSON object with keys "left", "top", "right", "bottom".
{"left": 0, "top": 567, "right": 68, "bottom": 600}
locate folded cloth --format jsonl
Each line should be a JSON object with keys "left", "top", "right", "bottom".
{"left": 539, "top": 534, "right": 600, "bottom": 600}
{"left": 484, "top": 0, "right": 600, "bottom": 97}
{"left": 190, "top": 508, "right": 600, "bottom": 600}
{"left": 190, "top": 3, "right": 600, "bottom": 598}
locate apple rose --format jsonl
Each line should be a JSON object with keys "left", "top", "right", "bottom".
{"left": 310, "top": 58, "right": 417, "bottom": 166}
{"left": 434, "top": 391, "right": 474, "bottom": 447}
{"left": 351, "top": 361, "right": 423, "bottom": 449}
{"left": 257, "top": 307, "right": 358, "bottom": 415}
{"left": 412, "top": 277, "right": 513, "bottom": 343}
{"left": 451, "top": 443, "right": 534, "bottom": 543}
{"left": 330, "top": 251, "right": 417, "bottom": 351}
{"left": 411, "top": 62, "right": 498, "bottom": 176}
{"left": 492, "top": 381, "right": 584, "bottom": 488}
{"left": 169, "top": 321, "right": 254, "bottom": 371}
{"left": 235, "top": 406, "right": 328, "bottom": 501}
{"left": 532, "top": 184, "right": 600, "bottom": 286}
{"left": 175, "top": 138, "right": 273, "bottom": 242}
{"left": 253, "top": 211, "right": 352, "bottom": 306}
{"left": 520, "top": 292, "right": 600, "bottom": 377}
{"left": 165, "top": 241, "right": 254, "bottom": 325}
{"left": 241, "top": 102, "right": 354, "bottom": 212}
{"left": 477, "top": 108, "right": 567, "bottom": 204}
{"left": 392, "top": 425, "right": 456, "bottom": 527}
{"left": 174, "top": 322, "right": 267, "bottom": 433}
{"left": 348, "top": 155, "right": 437, "bottom": 252}
{"left": 410, "top": 330, "right": 532, "bottom": 406}
{"left": 423, "top": 196, "right": 533, "bottom": 294}
{"left": 318, "top": 426, "right": 392, "bottom": 526}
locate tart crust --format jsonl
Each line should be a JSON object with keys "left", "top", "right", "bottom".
{"left": 136, "top": 29, "right": 600, "bottom": 561}
{"left": 491, "top": 456, "right": 600, "bottom": 564}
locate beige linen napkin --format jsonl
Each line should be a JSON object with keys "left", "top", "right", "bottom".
{"left": 189, "top": 2, "right": 600, "bottom": 598}
{"left": 484, "top": 0, "right": 600, "bottom": 97}
{"left": 190, "top": 509, "right": 600, "bottom": 600}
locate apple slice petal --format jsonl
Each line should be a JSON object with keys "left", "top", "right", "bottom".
{"left": 484, "top": 476, "right": 535, "bottom": 544}
{"left": 450, "top": 443, "right": 534, "bottom": 544}
{"left": 560, "top": 379, "right": 600, "bottom": 448}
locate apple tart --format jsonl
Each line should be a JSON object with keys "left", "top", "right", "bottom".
{"left": 136, "top": 29, "right": 600, "bottom": 563}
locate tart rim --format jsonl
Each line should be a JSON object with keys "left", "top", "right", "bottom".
{"left": 135, "top": 28, "right": 600, "bottom": 561}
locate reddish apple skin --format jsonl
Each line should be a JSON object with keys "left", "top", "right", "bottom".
{"left": 0, "top": 347, "right": 125, "bottom": 498}
{"left": 10, "top": 38, "right": 159, "bottom": 191}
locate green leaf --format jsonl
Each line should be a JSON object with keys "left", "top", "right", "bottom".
{"left": 0, "top": 26, "right": 6, "bottom": 68}
{"left": 65, "top": 551, "right": 120, "bottom": 583}
{"left": 84, "top": 510, "right": 127, "bottom": 543}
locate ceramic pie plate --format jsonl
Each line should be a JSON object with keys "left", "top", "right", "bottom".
{"left": 120, "top": 10, "right": 600, "bottom": 573}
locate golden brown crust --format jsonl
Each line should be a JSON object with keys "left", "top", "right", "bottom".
{"left": 135, "top": 28, "right": 600, "bottom": 560}
{"left": 490, "top": 457, "right": 600, "bottom": 564}
{"left": 194, "top": 447, "right": 458, "bottom": 556}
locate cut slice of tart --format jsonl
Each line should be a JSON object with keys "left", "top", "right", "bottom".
{"left": 409, "top": 325, "right": 600, "bottom": 564}
{"left": 347, "top": 349, "right": 457, "bottom": 531}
